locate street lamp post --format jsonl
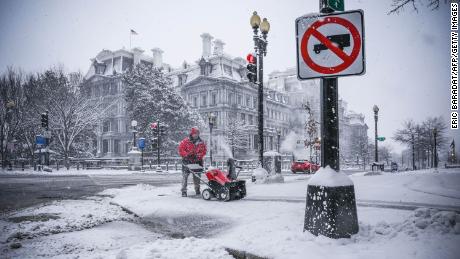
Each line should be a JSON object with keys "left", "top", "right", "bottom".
{"left": 373, "top": 105, "right": 379, "bottom": 163}
{"left": 433, "top": 128, "right": 438, "bottom": 169}
{"left": 250, "top": 11, "right": 270, "bottom": 167}
{"left": 276, "top": 129, "right": 281, "bottom": 153}
{"left": 208, "top": 113, "right": 216, "bottom": 166}
{"left": 131, "top": 120, "right": 138, "bottom": 149}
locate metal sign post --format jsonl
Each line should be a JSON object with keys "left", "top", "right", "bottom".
{"left": 299, "top": 0, "right": 363, "bottom": 239}
{"left": 138, "top": 138, "right": 145, "bottom": 171}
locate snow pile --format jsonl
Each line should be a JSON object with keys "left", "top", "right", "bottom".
{"left": 308, "top": 166, "right": 353, "bottom": 187}
{"left": 251, "top": 167, "right": 284, "bottom": 184}
{"left": 116, "top": 237, "right": 233, "bottom": 259}
{"left": 0, "top": 197, "right": 134, "bottom": 243}
{"left": 411, "top": 208, "right": 460, "bottom": 234}
{"left": 263, "top": 151, "right": 281, "bottom": 157}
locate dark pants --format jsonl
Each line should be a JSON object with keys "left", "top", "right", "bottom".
{"left": 181, "top": 160, "right": 202, "bottom": 194}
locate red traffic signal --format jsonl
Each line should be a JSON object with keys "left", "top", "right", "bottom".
{"left": 246, "top": 53, "right": 256, "bottom": 64}
{"left": 150, "top": 122, "right": 158, "bottom": 129}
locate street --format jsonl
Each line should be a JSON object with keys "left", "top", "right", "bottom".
{"left": 0, "top": 173, "right": 182, "bottom": 213}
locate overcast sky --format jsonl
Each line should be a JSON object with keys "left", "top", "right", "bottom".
{"left": 0, "top": 0, "right": 454, "bottom": 154}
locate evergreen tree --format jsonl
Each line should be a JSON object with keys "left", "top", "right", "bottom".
{"left": 123, "top": 63, "right": 204, "bottom": 154}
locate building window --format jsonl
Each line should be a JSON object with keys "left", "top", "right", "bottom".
{"left": 248, "top": 115, "right": 253, "bottom": 125}
{"left": 114, "top": 140, "right": 120, "bottom": 153}
{"left": 241, "top": 113, "right": 246, "bottom": 124}
{"left": 94, "top": 86, "right": 100, "bottom": 97}
{"left": 193, "top": 96, "right": 198, "bottom": 107}
{"left": 211, "top": 92, "right": 217, "bottom": 106}
{"left": 102, "top": 140, "right": 109, "bottom": 153}
{"left": 228, "top": 93, "right": 234, "bottom": 104}
{"left": 237, "top": 94, "right": 242, "bottom": 106}
{"left": 201, "top": 93, "right": 207, "bottom": 107}
{"left": 246, "top": 96, "right": 251, "bottom": 107}
{"left": 112, "top": 119, "right": 119, "bottom": 132}
{"left": 253, "top": 97, "right": 257, "bottom": 109}
{"left": 103, "top": 84, "right": 109, "bottom": 95}
{"left": 110, "top": 84, "right": 118, "bottom": 95}
{"left": 223, "top": 65, "right": 232, "bottom": 76}
{"left": 103, "top": 120, "right": 110, "bottom": 132}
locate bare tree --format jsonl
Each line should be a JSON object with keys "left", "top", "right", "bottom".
{"left": 35, "top": 69, "right": 111, "bottom": 169}
{"left": 394, "top": 117, "right": 447, "bottom": 169}
{"left": 0, "top": 67, "right": 25, "bottom": 168}
{"left": 388, "top": 0, "right": 445, "bottom": 15}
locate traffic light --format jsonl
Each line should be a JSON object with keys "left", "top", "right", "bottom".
{"left": 151, "top": 137, "right": 158, "bottom": 149}
{"left": 246, "top": 53, "right": 257, "bottom": 83}
{"left": 159, "top": 125, "right": 167, "bottom": 135}
{"left": 41, "top": 111, "right": 49, "bottom": 129}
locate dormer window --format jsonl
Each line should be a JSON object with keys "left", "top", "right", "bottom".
{"left": 93, "top": 60, "right": 106, "bottom": 75}
{"left": 178, "top": 73, "right": 188, "bottom": 86}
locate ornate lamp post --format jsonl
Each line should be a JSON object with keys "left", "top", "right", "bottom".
{"left": 208, "top": 113, "right": 216, "bottom": 165}
{"left": 373, "top": 105, "right": 379, "bottom": 163}
{"left": 131, "top": 120, "right": 138, "bottom": 150}
{"left": 276, "top": 129, "right": 281, "bottom": 153}
{"left": 433, "top": 128, "right": 438, "bottom": 169}
{"left": 250, "top": 11, "right": 270, "bottom": 167}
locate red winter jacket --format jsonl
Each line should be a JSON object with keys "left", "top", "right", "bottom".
{"left": 178, "top": 136, "right": 207, "bottom": 163}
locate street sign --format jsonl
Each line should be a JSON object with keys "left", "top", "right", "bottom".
{"left": 377, "top": 137, "right": 386, "bottom": 141}
{"left": 138, "top": 138, "right": 145, "bottom": 150}
{"left": 328, "top": 0, "right": 344, "bottom": 11}
{"left": 296, "top": 10, "right": 365, "bottom": 79}
{"left": 35, "top": 135, "right": 46, "bottom": 145}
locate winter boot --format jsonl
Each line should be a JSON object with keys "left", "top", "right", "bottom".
{"left": 195, "top": 189, "right": 201, "bottom": 196}
{"left": 182, "top": 191, "right": 187, "bottom": 197}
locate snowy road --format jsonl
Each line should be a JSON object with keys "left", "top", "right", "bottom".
{"left": 0, "top": 171, "right": 304, "bottom": 213}
{"left": 0, "top": 173, "right": 182, "bottom": 212}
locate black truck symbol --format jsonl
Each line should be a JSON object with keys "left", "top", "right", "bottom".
{"left": 313, "top": 34, "right": 350, "bottom": 54}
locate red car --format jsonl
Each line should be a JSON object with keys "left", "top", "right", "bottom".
{"left": 291, "top": 160, "right": 320, "bottom": 174}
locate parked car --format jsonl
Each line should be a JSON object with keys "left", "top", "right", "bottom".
{"left": 291, "top": 160, "right": 320, "bottom": 174}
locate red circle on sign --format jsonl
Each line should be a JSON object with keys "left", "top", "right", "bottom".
{"left": 301, "top": 16, "right": 361, "bottom": 74}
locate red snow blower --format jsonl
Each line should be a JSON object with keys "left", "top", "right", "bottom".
{"left": 184, "top": 158, "right": 246, "bottom": 201}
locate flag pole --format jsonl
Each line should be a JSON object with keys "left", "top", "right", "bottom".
{"left": 129, "top": 31, "right": 132, "bottom": 50}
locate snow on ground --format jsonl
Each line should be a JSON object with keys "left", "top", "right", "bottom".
{"left": 3, "top": 221, "right": 158, "bottom": 259}
{"left": 101, "top": 182, "right": 460, "bottom": 259}
{"left": 0, "top": 168, "right": 182, "bottom": 176}
{"left": 0, "top": 197, "right": 135, "bottom": 246}
{"left": 248, "top": 168, "right": 460, "bottom": 207}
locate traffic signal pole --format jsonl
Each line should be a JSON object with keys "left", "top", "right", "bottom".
{"left": 157, "top": 120, "right": 161, "bottom": 171}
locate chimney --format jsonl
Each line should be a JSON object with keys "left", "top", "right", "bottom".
{"left": 132, "top": 47, "right": 144, "bottom": 65}
{"left": 213, "top": 39, "right": 225, "bottom": 56}
{"left": 151, "top": 48, "right": 163, "bottom": 67}
{"left": 200, "top": 33, "right": 213, "bottom": 58}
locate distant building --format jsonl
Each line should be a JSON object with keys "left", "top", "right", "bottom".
{"left": 266, "top": 69, "right": 368, "bottom": 164}
{"left": 82, "top": 34, "right": 291, "bottom": 160}
{"left": 168, "top": 33, "right": 291, "bottom": 160}
{"left": 82, "top": 47, "right": 171, "bottom": 158}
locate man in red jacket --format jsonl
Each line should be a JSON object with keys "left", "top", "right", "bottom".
{"left": 178, "top": 127, "right": 207, "bottom": 197}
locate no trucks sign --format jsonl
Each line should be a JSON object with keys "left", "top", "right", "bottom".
{"left": 296, "top": 10, "right": 365, "bottom": 79}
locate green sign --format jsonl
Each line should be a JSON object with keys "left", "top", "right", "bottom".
{"left": 328, "top": 0, "right": 344, "bottom": 11}
{"left": 377, "top": 137, "right": 386, "bottom": 142}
